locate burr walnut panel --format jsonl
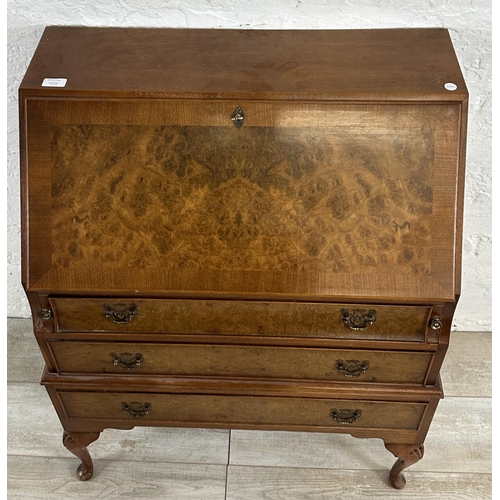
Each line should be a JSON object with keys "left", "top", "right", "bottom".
{"left": 50, "top": 124, "right": 434, "bottom": 274}
{"left": 57, "top": 391, "right": 427, "bottom": 430}
{"left": 48, "top": 341, "right": 434, "bottom": 383}
{"left": 25, "top": 99, "right": 460, "bottom": 300}
{"left": 49, "top": 298, "right": 431, "bottom": 342}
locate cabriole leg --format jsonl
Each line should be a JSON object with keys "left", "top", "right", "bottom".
{"left": 384, "top": 443, "right": 424, "bottom": 489}
{"left": 62, "top": 431, "right": 101, "bottom": 481}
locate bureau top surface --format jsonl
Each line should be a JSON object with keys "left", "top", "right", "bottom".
{"left": 20, "top": 26, "right": 467, "bottom": 101}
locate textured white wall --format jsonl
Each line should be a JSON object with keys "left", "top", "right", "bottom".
{"left": 7, "top": 0, "right": 492, "bottom": 331}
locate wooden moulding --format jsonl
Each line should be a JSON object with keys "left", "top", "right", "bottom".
{"left": 41, "top": 368, "right": 444, "bottom": 401}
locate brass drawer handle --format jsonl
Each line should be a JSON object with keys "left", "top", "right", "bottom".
{"left": 121, "top": 401, "right": 152, "bottom": 418}
{"left": 335, "top": 359, "right": 370, "bottom": 378}
{"left": 110, "top": 352, "right": 144, "bottom": 370}
{"left": 329, "top": 408, "right": 362, "bottom": 425}
{"left": 340, "top": 308, "right": 377, "bottom": 330}
{"left": 231, "top": 106, "right": 245, "bottom": 128}
{"left": 103, "top": 303, "right": 138, "bottom": 324}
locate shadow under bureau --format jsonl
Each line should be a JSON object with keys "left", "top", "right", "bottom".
{"left": 19, "top": 26, "right": 467, "bottom": 490}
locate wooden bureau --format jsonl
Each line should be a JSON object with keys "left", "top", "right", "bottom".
{"left": 19, "top": 26, "right": 467, "bottom": 489}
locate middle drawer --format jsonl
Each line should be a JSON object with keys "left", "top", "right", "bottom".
{"left": 48, "top": 341, "right": 433, "bottom": 384}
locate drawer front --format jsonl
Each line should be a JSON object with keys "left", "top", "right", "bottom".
{"left": 48, "top": 341, "right": 433, "bottom": 384}
{"left": 58, "top": 391, "right": 426, "bottom": 430}
{"left": 50, "top": 298, "right": 430, "bottom": 342}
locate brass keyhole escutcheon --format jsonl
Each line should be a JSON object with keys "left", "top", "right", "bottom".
{"left": 41, "top": 308, "right": 53, "bottom": 320}
{"left": 231, "top": 106, "right": 245, "bottom": 128}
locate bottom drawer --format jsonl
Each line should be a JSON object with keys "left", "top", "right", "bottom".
{"left": 57, "top": 391, "right": 426, "bottom": 431}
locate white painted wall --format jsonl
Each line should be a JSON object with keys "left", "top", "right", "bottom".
{"left": 7, "top": 0, "right": 492, "bottom": 331}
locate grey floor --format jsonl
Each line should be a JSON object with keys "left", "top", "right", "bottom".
{"left": 7, "top": 318, "right": 492, "bottom": 499}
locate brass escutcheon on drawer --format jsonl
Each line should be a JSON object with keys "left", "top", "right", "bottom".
{"left": 49, "top": 341, "right": 433, "bottom": 384}
{"left": 57, "top": 391, "right": 428, "bottom": 430}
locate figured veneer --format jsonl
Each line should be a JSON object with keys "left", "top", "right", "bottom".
{"left": 49, "top": 122, "right": 436, "bottom": 273}
{"left": 49, "top": 297, "right": 431, "bottom": 341}
{"left": 48, "top": 341, "right": 434, "bottom": 383}
{"left": 25, "top": 98, "right": 460, "bottom": 300}
{"left": 58, "top": 391, "right": 427, "bottom": 431}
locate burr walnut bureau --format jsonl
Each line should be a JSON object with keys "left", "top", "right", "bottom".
{"left": 19, "top": 26, "right": 468, "bottom": 489}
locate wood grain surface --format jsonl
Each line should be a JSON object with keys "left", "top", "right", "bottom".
{"left": 19, "top": 27, "right": 467, "bottom": 101}
{"left": 24, "top": 99, "right": 461, "bottom": 300}
{"left": 50, "top": 297, "right": 431, "bottom": 341}
{"left": 48, "top": 340, "right": 433, "bottom": 383}
{"left": 49, "top": 123, "right": 435, "bottom": 273}
{"left": 57, "top": 390, "right": 426, "bottom": 430}
{"left": 7, "top": 382, "right": 230, "bottom": 465}
{"left": 8, "top": 456, "right": 227, "bottom": 500}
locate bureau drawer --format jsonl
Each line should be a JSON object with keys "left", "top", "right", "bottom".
{"left": 50, "top": 298, "right": 431, "bottom": 342}
{"left": 57, "top": 391, "right": 427, "bottom": 431}
{"left": 48, "top": 341, "right": 433, "bottom": 384}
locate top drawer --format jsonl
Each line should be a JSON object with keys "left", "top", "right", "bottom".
{"left": 50, "top": 298, "right": 431, "bottom": 342}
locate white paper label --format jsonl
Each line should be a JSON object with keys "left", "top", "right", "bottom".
{"left": 42, "top": 78, "right": 67, "bottom": 87}
{"left": 444, "top": 82, "right": 457, "bottom": 91}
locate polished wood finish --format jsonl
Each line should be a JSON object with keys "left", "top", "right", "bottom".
{"left": 44, "top": 376, "right": 443, "bottom": 443}
{"left": 62, "top": 431, "right": 100, "bottom": 481}
{"left": 50, "top": 297, "right": 431, "bottom": 341}
{"left": 57, "top": 391, "right": 427, "bottom": 430}
{"left": 19, "top": 27, "right": 467, "bottom": 101}
{"left": 19, "top": 27, "right": 467, "bottom": 490}
{"left": 48, "top": 340, "right": 433, "bottom": 383}
{"left": 24, "top": 98, "right": 460, "bottom": 301}
{"left": 385, "top": 443, "right": 425, "bottom": 489}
